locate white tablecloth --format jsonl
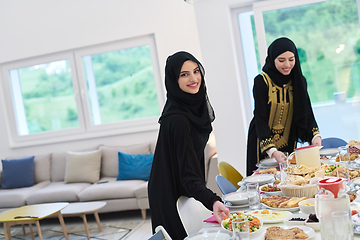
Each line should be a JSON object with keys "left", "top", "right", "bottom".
{"left": 199, "top": 208, "right": 360, "bottom": 239}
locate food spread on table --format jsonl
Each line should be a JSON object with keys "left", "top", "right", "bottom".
{"left": 222, "top": 212, "right": 261, "bottom": 233}
{"left": 264, "top": 226, "right": 309, "bottom": 240}
{"left": 260, "top": 181, "right": 281, "bottom": 192}
{"left": 261, "top": 195, "right": 306, "bottom": 208}
{"left": 248, "top": 209, "right": 290, "bottom": 221}
{"left": 255, "top": 167, "right": 278, "bottom": 175}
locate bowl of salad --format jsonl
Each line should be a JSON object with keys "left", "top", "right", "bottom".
{"left": 221, "top": 212, "right": 262, "bottom": 234}
{"left": 260, "top": 183, "right": 283, "bottom": 196}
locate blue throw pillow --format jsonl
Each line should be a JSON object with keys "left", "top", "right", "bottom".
{"left": 117, "top": 152, "right": 154, "bottom": 181}
{"left": 1, "top": 156, "right": 35, "bottom": 189}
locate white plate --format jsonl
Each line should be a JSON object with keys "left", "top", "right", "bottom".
{"left": 260, "top": 158, "right": 279, "bottom": 166}
{"left": 223, "top": 192, "right": 248, "bottom": 205}
{"left": 246, "top": 210, "right": 292, "bottom": 223}
{"left": 263, "top": 225, "right": 315, "bottom": 239}
{"left": 242, "top": 174, "right": 275, "bottom": 185}
{"left": 261, "top": 203, "right": 300, "bottom": 212}
{"left": 320, "top": 148, "right": 339, "bottom": 157}
{"left": 184, "top": 230, "right": 232, "bottom": 240}
{"left": 283, "top": 213, "right": 308, "bottom": 225}
{"left": 221, "top": 213, "right": 263, "bottom": 234}
{"left": 224, "top": 201, "right": 249, "bottom": 209}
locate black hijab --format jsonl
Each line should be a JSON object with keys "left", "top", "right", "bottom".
{"left": 159, "top": 51, "right": 215, "bottom": 134}
{"left": 262, "top": 37, "right": 313, "bottom": 142}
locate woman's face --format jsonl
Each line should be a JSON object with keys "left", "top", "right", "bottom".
{"left": 274, "top": 51, "right": 295, "bottom": 75}
{"left": 178, "top": 60, "right": 201, "bottom": 94}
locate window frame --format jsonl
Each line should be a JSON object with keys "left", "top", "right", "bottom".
{"left": 1, "top": 34, "right": 164, "bottom": 148}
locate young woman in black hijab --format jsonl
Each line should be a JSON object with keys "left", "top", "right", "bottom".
{"left": 246, "top": 37, "right": 322, "bottom": 176}
{"left": 148, "top": 51, "right": 229, "bottom": 240}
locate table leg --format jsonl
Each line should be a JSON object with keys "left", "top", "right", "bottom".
{"left": 57, "top": 212, "right": 69, "bottom": 240}
{"left": 22, "top": 224, "right": 26, "bottom": 235}
{"left": 3, "top": 222, "right": 11, "bottom": 240}
{"left": 81, "top": 214, "right": 90, "bottom": 240}
{"left": 35, "top": 221, "right": 42, "bottom": 240}
{"left": 94, "top": 211, "right": 103, "bottom": 232}
{"left": 29, "top": 223, "right": 34, "bottom": 240}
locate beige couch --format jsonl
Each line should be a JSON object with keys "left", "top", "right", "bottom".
{"left": 0, "top": 139, "right": 219, "bottom": 219}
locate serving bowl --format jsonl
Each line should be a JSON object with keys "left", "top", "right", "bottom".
{"left": 298, "top": 198, "right": 315, "bottom": 214}
{"left": 305, "top": 220, "right": 320, "bottom": 231}
{"left": 283, "top": 213, "right": 308, "bottom": 226}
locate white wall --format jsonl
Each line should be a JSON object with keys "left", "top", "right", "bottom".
{"left": 0, "top": 0, "right": 204, "bottom": 158}
{"left": 193, "top": 0, "right": 253, "bottom": 177}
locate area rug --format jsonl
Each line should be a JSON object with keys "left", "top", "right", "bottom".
{"left": 0, "top": 220, "right": 144, "bottom": 240}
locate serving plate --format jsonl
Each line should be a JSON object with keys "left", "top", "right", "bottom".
{"left": 242, "top": 174, "right": 275, "bottom": 185}
{"left": 223, "top": 192, "right": 248, "bottom": 205}
{"left": 184, "top": 230, "right": 232, "bottom": 240}
{"left": 260, "top": 158, "right": 278, "bottom": 166}
{"left": 320, "top": 148, "right": 339, "bottom": 157}
{"left": 247, "top": 210, "right": 292, "bottom": 223}
{"left": 261, "top": 203, "right": 300, "bottom": 212}
{"left": 263, "top": 225, "right": 315, "bottom": 239}
{"left": 283, "top": 213, "right": 308, "bottom": 225}
{"left": 224, "top": 201, "right": 249, "bottom": 209}
{"left": 221, "top": 212, "right": 263, "bottom": 235}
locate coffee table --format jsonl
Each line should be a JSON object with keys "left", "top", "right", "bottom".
{"left": 61, "top": 201, "right": 106, "bottom": 240}
{"left": 0, "top": 202, "right": 69, "bottom": 240}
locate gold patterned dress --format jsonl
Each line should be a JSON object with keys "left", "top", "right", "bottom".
{"left": 246, "top": 72, "right": 319, "bottom": 176}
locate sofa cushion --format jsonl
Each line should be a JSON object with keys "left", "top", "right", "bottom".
{"left": 1, "top": 156, "right": 35, "bottom": 189}
{"left": 26, "top": 181, "right": 91, "bottom": 205}
{"left": 51, "top": 145, "right": 101, "bottom": 182}
{"left": 117, "top": 152, "right": 153, "bottom": 181}
{"left": 99, "top": 143, "right": 150, "bottom": 178}
{"left": 78, "top": 177, "right": 145, "bottom": 201}
{"left": 4, "top": 154, "right": 51, "bottom": 184}
{"left": 0, "top": 181, "right": 50, "bottom": 208}
{"left": 64, "top": 150, "right": 101, "bottom": 184}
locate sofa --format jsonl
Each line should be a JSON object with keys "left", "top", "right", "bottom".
{"left": 0, "top": 138, "right": 219, "bottom": 220}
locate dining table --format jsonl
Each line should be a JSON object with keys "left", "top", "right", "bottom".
{"left": 198, "top": 202, "right": 360, "bottom": 239}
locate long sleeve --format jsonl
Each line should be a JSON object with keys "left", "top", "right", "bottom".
{"left": 169, "top": 115, "right": 221, "bottom": 211}
{"left": 253, "top": 75, "right": 275, "bottom": 153}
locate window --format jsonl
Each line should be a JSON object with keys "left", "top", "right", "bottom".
{"left": 232, "top": 0, "right": 360, "bottom": 142}
{"left": 2, "top": 35, "right": 163, "bottom": 147}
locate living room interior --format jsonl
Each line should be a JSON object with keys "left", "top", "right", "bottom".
{"left": 1, "top": 0, "right": 360, "bottom": 239}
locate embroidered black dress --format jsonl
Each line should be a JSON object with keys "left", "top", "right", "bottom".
{"left": 246, "top": 38, "right": 320, "bottom": 177}
{"left": 148, "top": 52, "right": 221, "bottom": 240}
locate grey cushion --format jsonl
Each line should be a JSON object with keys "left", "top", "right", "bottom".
{"left": 26, "top": 181, "right": 91, "bottom": 205}
{"left": 99, "top": 143, "right": 150, "bottom": 178}
{"left": 64, "top": 150, "right": 101, "bottom": 184}
{"left": 0, "top": 181, "right": 50, "bottom": 208}
{"left": 78, "top": 178, "right": 145, "bottom": 201}
{"left": 51, "top": 145, "right": 101, "bottom": 182}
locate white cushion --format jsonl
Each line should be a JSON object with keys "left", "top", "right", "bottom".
{"left": 78, "top": 177, "right": 144, "bottom": 201}
{"left": 99, "top": 143, "right": 150, "bottom": 178}
{"left": 64, "top": 150, "right": 101, "bottom": 184}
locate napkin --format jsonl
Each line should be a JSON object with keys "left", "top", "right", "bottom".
{"left": 203, "top": 216, "right": 218, "bottom": 223}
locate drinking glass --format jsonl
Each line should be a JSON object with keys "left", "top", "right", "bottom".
{"left": 337, "top": 146, "right": 350, "bottom": 183}
{"left": 331, "top": 211, "right": 353, "bottom": 240}
{"left": 246, "top": 182, "right": 261, "bottom": 210}
{"left": 279, "top": 161, "right": 288, "bottom": 183}
{"left": 231, "top": 217, "right": 250, "bottom": 240}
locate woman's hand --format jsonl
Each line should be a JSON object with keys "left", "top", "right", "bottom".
{"left": 312, "top": 136, "right": 322, "bottom": 146}
{"left": 212, "top": 200, "right": 230, "bottom": 223}
{"left": 272, "top": 150, "right": 287, "bottom": 164}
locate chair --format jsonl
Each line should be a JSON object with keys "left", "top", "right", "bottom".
{"left": 218, "top": 161, "right": 243, "bottom": 189}
{"left": 176, "top": 196, "right": 212, "bottom": 236}
{"left": 148, "top": 225, "right": 172, "bottom": 240}
{"left": 215, "top": 175, "right": 238, "bottom": 195}
{"left": 322, "top": 137, "right": 347, "bottom": 149}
